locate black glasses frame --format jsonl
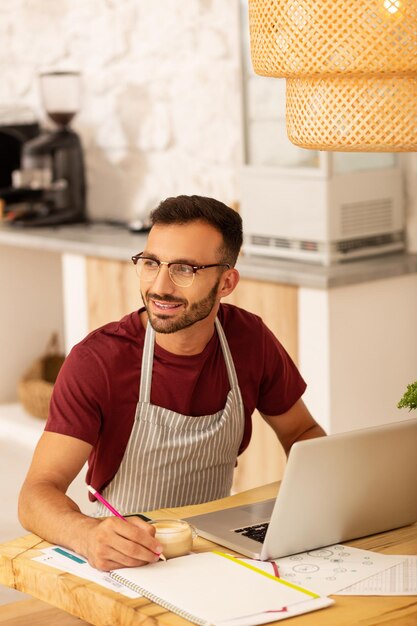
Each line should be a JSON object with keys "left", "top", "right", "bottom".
{"left": 131, "top": 253, "right": 231, "bottom": 283}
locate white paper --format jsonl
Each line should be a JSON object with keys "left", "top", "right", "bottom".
{"left": 241, "top": 545, "right": 406, "bottom": 596}
{"left": 33, "top": 546, "right": 140, "bottom": 598}
{"left": 336, "top": 556, "right": 417, "bottom": 595}
{"left": 216, "top": 609, "right": 292, "bottom": 626}
{"left": 111, "top": 551, "right": 333, "bottom": 624}
{"left": 215, "top": 598, "right": 333, "bottom": 626}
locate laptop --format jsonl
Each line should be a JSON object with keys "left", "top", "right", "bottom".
{"left": 184, "top": 418, "right": 417, "bottom": 560}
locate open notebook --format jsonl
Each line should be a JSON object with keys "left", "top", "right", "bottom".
{"left": 110, "top": 551, "right": 333, "bottom": 626}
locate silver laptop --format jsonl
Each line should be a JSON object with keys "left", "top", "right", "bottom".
{"left": 184, "top": 418, "right": 417, "bottom": 560}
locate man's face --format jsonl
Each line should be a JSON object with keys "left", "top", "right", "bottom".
{"left": 140, "top": 221, "right": 227, "bottom": 334}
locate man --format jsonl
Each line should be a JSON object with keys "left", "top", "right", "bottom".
{"left": 19, "top": 195, "right": 325, "bottom": 571}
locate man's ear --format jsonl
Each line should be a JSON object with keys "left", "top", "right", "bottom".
{"left": 218, "top": 268, "right": 240, "bottom": 299}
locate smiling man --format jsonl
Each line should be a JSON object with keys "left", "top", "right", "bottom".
{"left": 18, "top": 195, "right": 325, "bottom": 571}
{"left": 137, "top": 218, "right": 230, "bottom": 336}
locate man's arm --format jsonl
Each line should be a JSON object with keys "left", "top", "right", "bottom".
{"left": 18, "top": 432, "right": 163, "bottom": 570}
{"left": 260, "top": 398, "right": 326, "bottom": 456}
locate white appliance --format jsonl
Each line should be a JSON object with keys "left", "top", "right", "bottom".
{"left": 240, "top": 159, "right": 405, "bottom": 266}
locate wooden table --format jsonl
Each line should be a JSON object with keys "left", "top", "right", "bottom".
{"left": 1, "top": 483, "right": 416, "bottom": 626}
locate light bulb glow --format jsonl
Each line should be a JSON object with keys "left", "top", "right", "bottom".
{"left": 383, "top": 0, "right": 401, "bottom": 14}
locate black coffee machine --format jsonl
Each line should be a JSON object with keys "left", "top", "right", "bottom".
{"left": 0, "top": 71, "right": 86, "bottom": 226}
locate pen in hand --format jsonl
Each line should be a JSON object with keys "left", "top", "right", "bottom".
{"left": 87, "top": 485, "right": 166, "bottom": 561}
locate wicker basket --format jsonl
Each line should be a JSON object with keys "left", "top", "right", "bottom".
{"left": 18, "top": 334, "right": 65, "bottom": 420}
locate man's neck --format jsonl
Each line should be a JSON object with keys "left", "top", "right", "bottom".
{"left": 139, "top": 308, "right": 219, "bottom": 356}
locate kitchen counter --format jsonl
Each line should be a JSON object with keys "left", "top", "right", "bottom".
{"left": 0, "top": 221, "right": 416, "bottom": 289}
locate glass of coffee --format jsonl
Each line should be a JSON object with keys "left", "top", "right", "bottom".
{"left": 149, "top": 519, "right": 197, "bottom": 559}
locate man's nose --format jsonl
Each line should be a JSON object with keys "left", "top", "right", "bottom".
{"left": 151, "top": 263, "right": 175, "bottom": 292}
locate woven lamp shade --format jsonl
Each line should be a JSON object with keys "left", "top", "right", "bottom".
{"left": 248, "top": 0, "right": 417, "bottom": 151}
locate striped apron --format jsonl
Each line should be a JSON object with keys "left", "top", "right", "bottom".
{"left": 95, "top": 317, "right": 245, "bottom": 515}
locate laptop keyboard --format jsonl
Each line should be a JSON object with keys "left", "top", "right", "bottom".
{"left": 233, "top": 522, "right": 269, "bottom": 543}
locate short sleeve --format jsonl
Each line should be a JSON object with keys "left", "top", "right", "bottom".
{"left": 256, "top": 322, "right": 306, "bottom": 416}
{"left": 45, "top": 342, "right": 108, "bottom": 446}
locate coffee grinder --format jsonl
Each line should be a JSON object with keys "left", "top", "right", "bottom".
{"left": 1, "top": 71, "right": 87, "bottom": 226}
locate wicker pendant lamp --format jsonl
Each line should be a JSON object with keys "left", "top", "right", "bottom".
{"left": 248, "top": 0, "right": 417, "bottom": 151}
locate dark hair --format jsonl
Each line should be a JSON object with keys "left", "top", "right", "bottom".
{"left": 150, "top": 195, "right": 243, "bottom": 266}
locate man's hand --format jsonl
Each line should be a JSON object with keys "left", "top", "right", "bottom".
{"left": 84, "top": 516, "right": 164, "bottom": 571}
{"left": 18, "top": 432, "right": 163, "bottom": 571}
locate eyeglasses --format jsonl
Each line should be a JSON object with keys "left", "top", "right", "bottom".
{"left": 131, "top": 253, "right": 231, "bottom": 287}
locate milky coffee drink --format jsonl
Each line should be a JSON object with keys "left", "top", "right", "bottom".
{"left": 150, "top": 519, "right": 196, "bottom": 559}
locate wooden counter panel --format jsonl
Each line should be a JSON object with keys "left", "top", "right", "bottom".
{"left": 224, "top": 278, "right": 298, "bottom": 363}
{"left": 86, "top": 257, "right": 139, "bottom": 331}
{"left": 224, "top": 279, "right": 298, "bottom": 493}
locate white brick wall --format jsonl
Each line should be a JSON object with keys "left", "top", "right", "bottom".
{"left": 1, "top": 0, "right": 244, "bottom": 222}
{"left": 1, "top": 0, "right": 416, "bottom": 251}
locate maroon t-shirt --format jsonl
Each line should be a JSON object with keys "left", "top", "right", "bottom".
{"left": 46, "top": 304, "right": 306, "bottom": 495}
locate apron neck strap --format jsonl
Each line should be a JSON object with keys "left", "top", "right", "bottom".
{"left": 139, "top": 317, "right": 239, "bottom": 404}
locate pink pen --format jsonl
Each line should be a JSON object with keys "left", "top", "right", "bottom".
{"left": 88, "top": 485, "right": 126, "bottom": 520}
{"left": 87, "top": 485, "right": 166, "bottom": 561}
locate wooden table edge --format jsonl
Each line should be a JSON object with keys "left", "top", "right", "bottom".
{"left": 1, "top": 482, "right": 416, "bottom": 626}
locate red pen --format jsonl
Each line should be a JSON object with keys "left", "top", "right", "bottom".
{"left": 87, "top": 485, "right": 166, "bottom": 561}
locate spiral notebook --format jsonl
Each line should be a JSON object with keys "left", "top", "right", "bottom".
{"left": 110, "top": 551, "right": 333, "bottom": 626}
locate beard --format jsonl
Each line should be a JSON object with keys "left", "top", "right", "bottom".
{"left": 141, "top": 279, "right": 220, "bottom": 334}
